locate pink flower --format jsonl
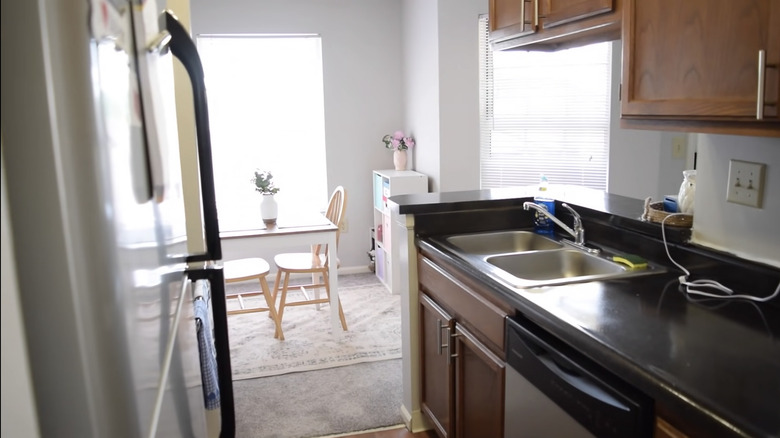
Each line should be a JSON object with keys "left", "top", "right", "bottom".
{"left": 382, "top": 130, "right": 415, "bottom": 151}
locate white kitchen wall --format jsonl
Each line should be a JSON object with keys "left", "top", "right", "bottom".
{"left": 403, "top": 0, "right": 483, "bottom": 193}
{"left": 402, "top": 0, "right": 439, "bottom": 190}
{"left": 694, "top": 135, "right": 780, "bottom": 267}
{"left": 436, "top": 0, "right": 484, "bottom": 191}
{"left": 190, "top": 0, "right": 405, "bottom": 270}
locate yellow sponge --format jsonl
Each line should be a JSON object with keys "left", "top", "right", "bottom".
{"left": 612, "top": 254, "right": 648, "bottom": 269}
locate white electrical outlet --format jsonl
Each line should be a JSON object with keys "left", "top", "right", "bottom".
{"left": 726, "top": 159, "right": 766, "bottom": 208}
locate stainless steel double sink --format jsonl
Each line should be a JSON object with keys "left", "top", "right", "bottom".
{"left": 432, "top": 230, "right": 664, "bottom": 289}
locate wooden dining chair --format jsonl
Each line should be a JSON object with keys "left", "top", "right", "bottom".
{"left": 271, "top": 186, "right": 349, "bottom": 333}
{"left": 223, "top": 257, "right": 285, "bottom": 340}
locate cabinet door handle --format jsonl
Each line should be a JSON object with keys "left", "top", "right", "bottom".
{"left": 758, "top": 49, "right": 766, "bottom": 120}
{"left": 533, "top": 0, "right": 539, "bottom": 28}
{"left": 447, "top": 328, "right": 460, "bottom": 364}
{"left": 520, "top": 0, "right": 526, "bottom": 32}
{"left": 757, "top": 49, "right": 779, "bottom": 120}
{"left": 436, "top": 319, "right": 442, "bottom": 355}
{"left": 448, "top": 330, "right": 461, "bottom": 363}
{"left": 521, "top": 0, "right": 539, "bottom": 31}
{"left": 437, "top": 320, "right": 448, "bottom": 355}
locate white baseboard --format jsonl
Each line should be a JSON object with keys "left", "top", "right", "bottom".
{"left": 401, "top": 404, "right": 431, "bottom": 433}
{"left": 338, "top": 265, "right": 372, "bottom": 275}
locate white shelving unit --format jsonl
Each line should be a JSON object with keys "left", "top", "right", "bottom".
{"left": 372, "top": 169, "right": 428, "bottom": 293}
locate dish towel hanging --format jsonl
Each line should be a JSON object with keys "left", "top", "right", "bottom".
{"left": 194, "top": 297, "right": 221, "bottom": 410}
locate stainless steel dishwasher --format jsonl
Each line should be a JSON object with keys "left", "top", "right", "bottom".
{"left": 505, "top": 315, "right": 653, "bottom": 438}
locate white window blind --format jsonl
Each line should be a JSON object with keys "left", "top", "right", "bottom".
{"left": 197, "top": 35, "right": 328, "bottom": 232}
{"left": 479, "top": 16, "right": 611, "bottom": 190}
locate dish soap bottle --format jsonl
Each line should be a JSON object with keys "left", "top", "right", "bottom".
{"left": 533, "top": 174, "right": 555, "bottom": 235}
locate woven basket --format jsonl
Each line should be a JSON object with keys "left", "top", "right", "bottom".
{"left": 642, "top": 199, "right": 693, "bottom": 228}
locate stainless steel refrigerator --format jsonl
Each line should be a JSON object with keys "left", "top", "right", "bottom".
{"left": 1, "top": 0, "right": 234, "bottom": 436}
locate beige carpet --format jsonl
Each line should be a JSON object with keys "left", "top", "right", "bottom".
{"left": 225, "top": 273, "right": 402, "bottom": 380}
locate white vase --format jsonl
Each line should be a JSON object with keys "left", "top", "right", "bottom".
{"left": 393, "top": 149, "right": 407, "bottom": 171}
{"left": 260, "top": 194, "right": 278, "bottom": 226}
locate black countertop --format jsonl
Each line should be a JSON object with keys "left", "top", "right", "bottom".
{"left": 392, "top": 186, "right": 780, "bottom": 438}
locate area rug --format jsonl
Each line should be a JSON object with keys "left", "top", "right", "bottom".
{"left": 226, "top": 273, "right": 402, "bottom": 380}
{"left": 232, "top": 359, "right": 403, "bottom": 438}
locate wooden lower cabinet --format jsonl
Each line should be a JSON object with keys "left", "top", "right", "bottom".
{"left": 453, "top": 324, "right": 505, "bottom": 438}
{"left": 420, "top": 293, "right": 454, "bottom": 438}
{"left": 418, "top": 252, "right": 510, "bottom": 438}
{"left": 420, "top": 293, "right": 505, "bottom": 438}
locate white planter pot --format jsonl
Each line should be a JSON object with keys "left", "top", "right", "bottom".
{"left": 261, "top": 194, "right": 278, "bottom": 226}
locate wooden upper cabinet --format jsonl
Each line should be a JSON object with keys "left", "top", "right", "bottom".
{"left": 621, "top": 0, "right": 780, "bottom": 136}
{"left": 541, "top": 0, "right": 614, "bottom": 29}
{"left": 490, "top": 0, "right": 621, "bottom": 51}
{"left": 489, "top": 0, "right": 537, "bottom": 43}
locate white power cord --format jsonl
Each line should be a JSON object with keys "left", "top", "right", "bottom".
{"left": 660, "top": 213, "right": 780, "bottom": 302}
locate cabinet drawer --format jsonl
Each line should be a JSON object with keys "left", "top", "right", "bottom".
{"left": 418, "top": 255, "right": 508, "bottom": 358}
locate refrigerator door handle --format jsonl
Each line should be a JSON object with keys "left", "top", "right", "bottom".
{"left": 188, "top": 267, "right": 234, "bottom": 438}
{"left": 164, "top": 10, "right": 223, "bottom": 263}
{"left": 146, "top": 30, "right": 172, "bottom": 54}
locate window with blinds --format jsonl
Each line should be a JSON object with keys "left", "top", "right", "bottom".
{"left": 478, "top": 16, "right": 611, "bottom": 190}
{"left": 197, "top": 35, "right": 328, "bottom": 232}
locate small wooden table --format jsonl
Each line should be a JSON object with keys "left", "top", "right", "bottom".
{"left": 220, "top": 213, "right": 341, "bottom": 333}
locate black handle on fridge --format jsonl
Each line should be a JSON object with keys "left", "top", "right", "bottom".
{"left": 164, "top": 11, "right": 234, "bottom": 438}
{"left": 188, "top": 267, "right": 234, "bottom": 438}
{"left": 164, "top": 10, "right": 222, "bottom": 263}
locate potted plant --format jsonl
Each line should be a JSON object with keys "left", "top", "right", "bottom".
{"left": 382, "top": 131, "right": 415, "bottom": 170}
{"left": 251, "top": 170, "right": 280, "bottom": 225}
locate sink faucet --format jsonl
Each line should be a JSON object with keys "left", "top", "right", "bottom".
{"left": 523, "top": 202, "right": 598, "bottom": 253}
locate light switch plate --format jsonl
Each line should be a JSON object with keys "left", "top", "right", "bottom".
{"left": 672, "top": 137, "right": 687, "bottom": 159}
{"left": 726, "top": 159, "right": 766, "bottom": 208}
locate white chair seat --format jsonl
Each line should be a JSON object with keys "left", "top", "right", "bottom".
{"left": 224, "top": 257, "right": 271, "bottom": 281}
{"left": 274, "top": 252, "right": 327, "bottom": 272}
{"left": 223, "top": 257, "right": 284, "bottom": 340}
